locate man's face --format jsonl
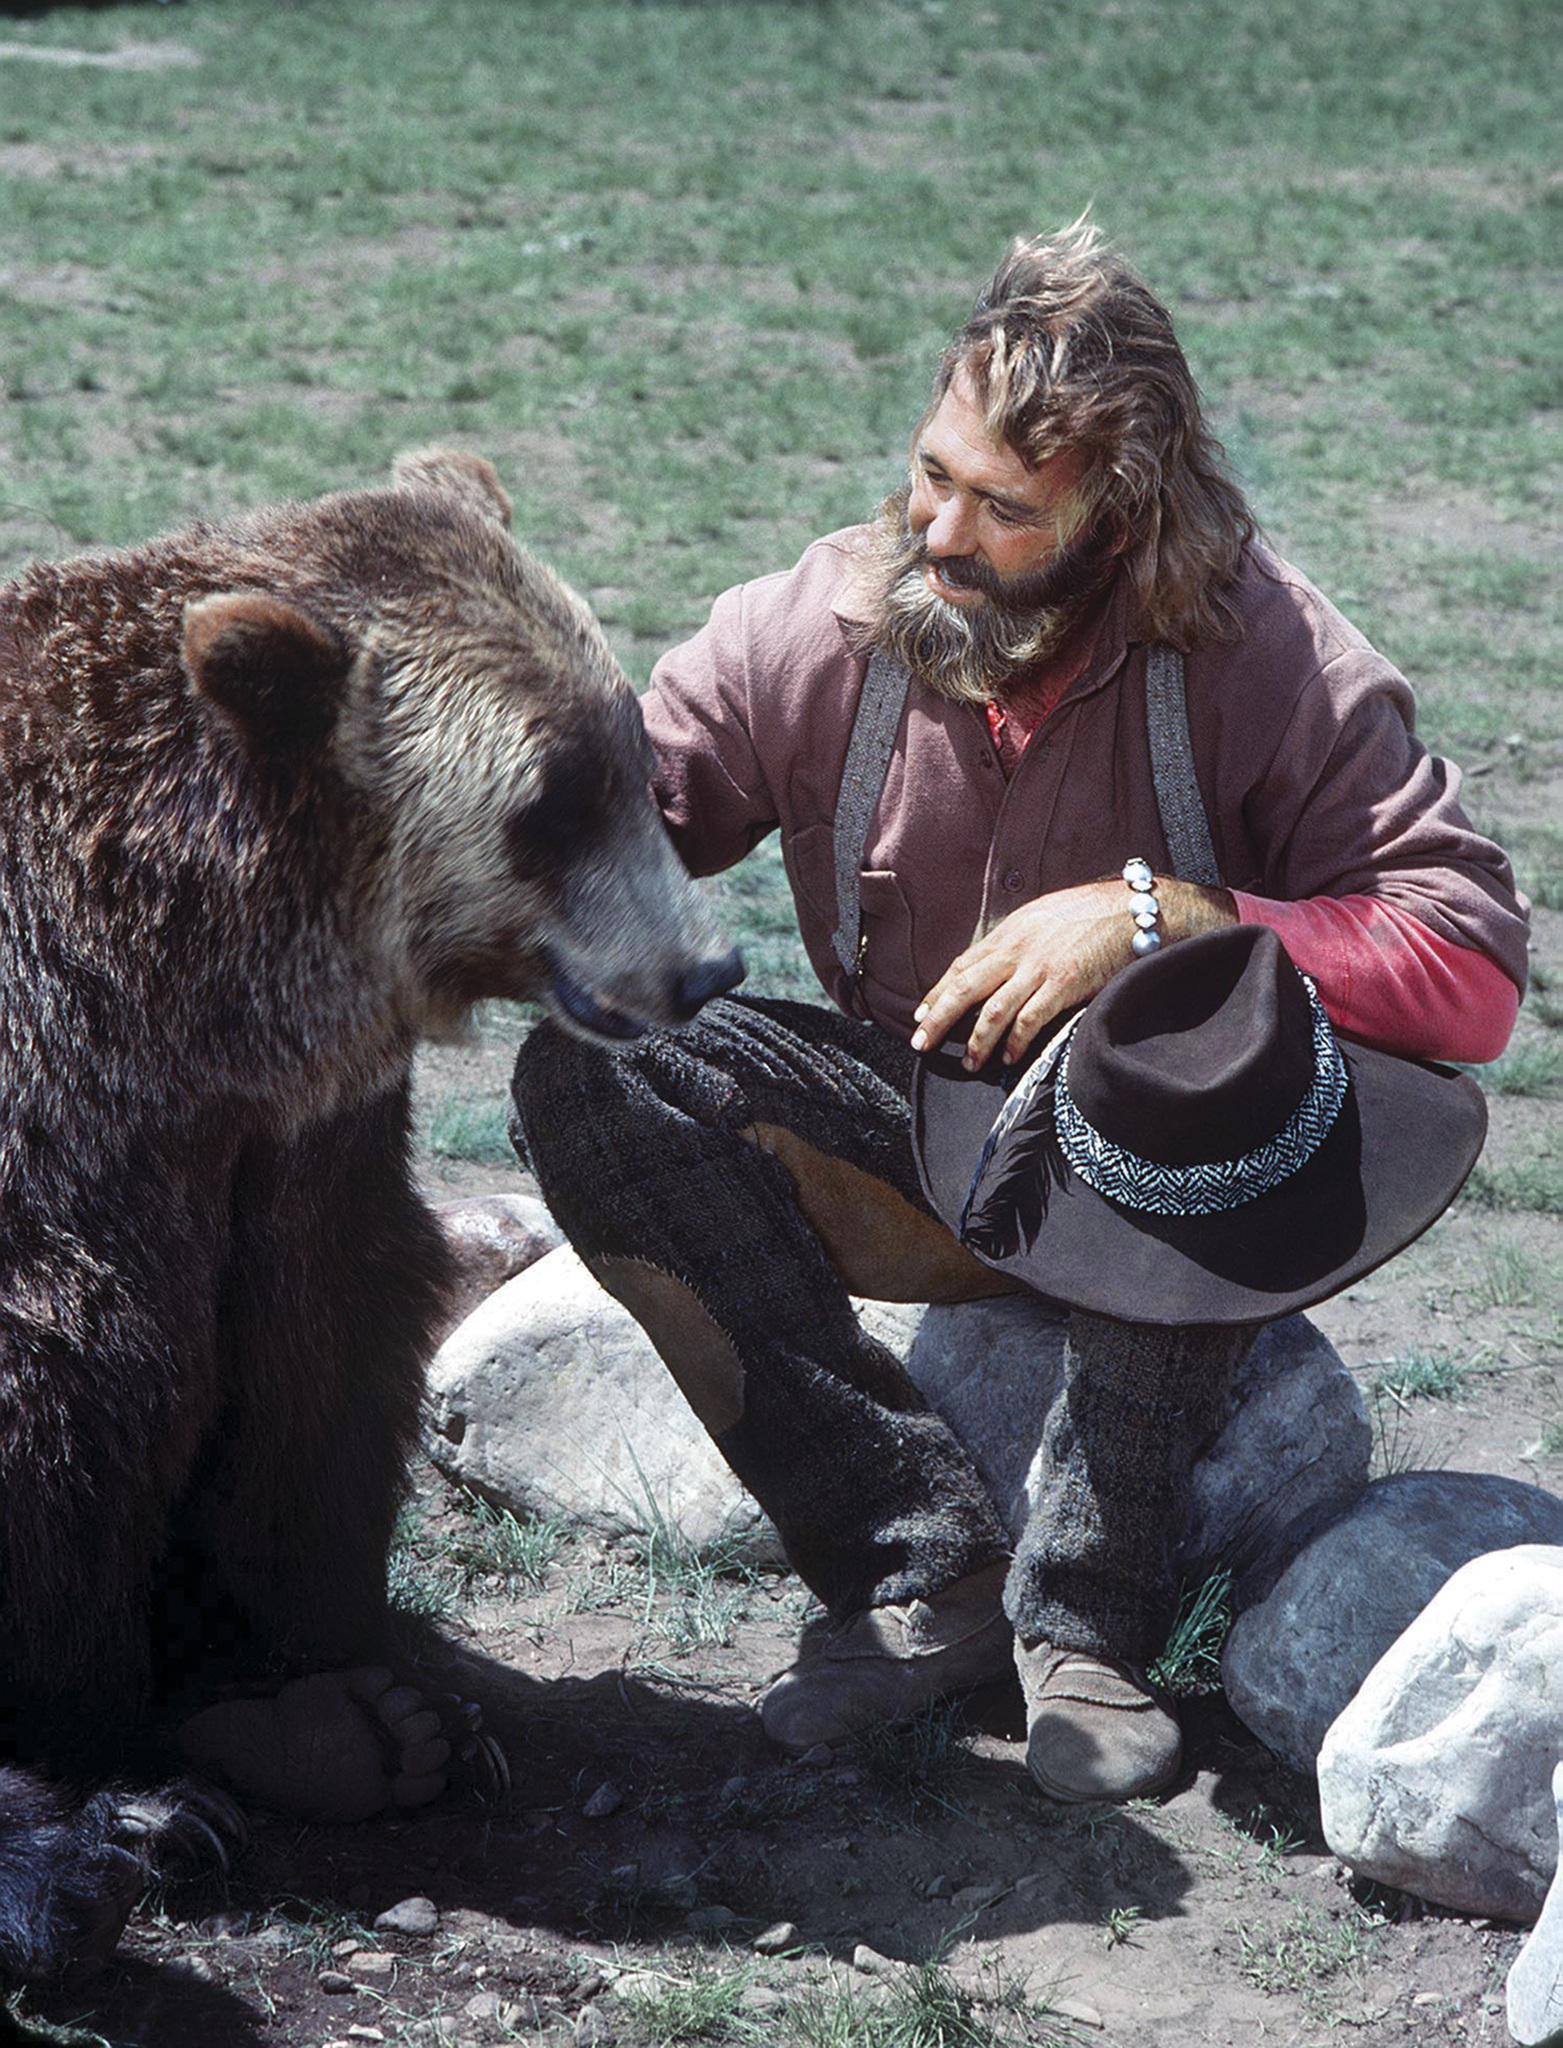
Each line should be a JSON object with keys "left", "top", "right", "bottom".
{"left": 906, "top": 371, "right": 1088, "bottom": 610}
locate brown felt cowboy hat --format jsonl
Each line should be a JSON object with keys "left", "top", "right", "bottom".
{"left": 911, "top": 923, "right": 1487, "bottom": 1328}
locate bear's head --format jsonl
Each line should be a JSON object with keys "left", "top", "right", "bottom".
{"left": 180, "top": 450, "right": 742, "bottom": 1046}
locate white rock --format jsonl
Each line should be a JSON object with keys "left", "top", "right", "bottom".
{"left": 427, "top": 1246, "right": 778, "bottom": 1557}
{"left": 1225, "top": 1473, "right": 1563, "bottom": 1776}
{"left": 1318, "top": 1546, "right": 1563, "bottom": 1922}
{"left": 434, "top": 1192, "right": 562, "bottom": 1334}
{"left": 1509, "top": 1763, "right": 1563, "bottom": 2045}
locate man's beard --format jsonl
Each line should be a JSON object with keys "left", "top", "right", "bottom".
{"left": 854, "top": 486, "right": 1113, "bottom": 705}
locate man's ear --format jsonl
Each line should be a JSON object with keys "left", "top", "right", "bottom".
{"left": 391, "top": 446, "right": 513, "bottom": 529}
{"left": 182, "top": 591, "right": 351, "bottom": 749}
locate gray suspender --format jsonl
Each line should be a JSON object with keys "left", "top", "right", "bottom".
{"left": 1144, "top": 645, "right": 1221, "bottom": 888}
{"left": 830, "top": 645, "right": 1220, "bottom": 985}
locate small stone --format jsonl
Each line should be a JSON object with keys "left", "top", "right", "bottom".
{"left": 347, "top": 2031, "right": 388, "bottom": 2044}
{"left": 796, "top": 1743, "right": 836, "bottom": 1768}
{"left": 199, "top": 1910, "right": 248, "bottom": 1938}
{"left": 718, "top": 1775, "right": 747, "bottom": 1803}
{"left": 739, "top": 1983, "right": 788, "bottom": 2014}
{"left": 465, "top": 1991, "right": 501, "bottom": 2021}
{"left": 348, "top": 1951, "right": 395, "bottom": 1980}
{"left": 1052, "top": 1996, "right": 1105, "bottom": 2027}
{"left": 333, "top": 1937, "right": 359, "bottom": 1957}
{"left": 582, "top": 1780, "right": 623, "bottom": 1819}
{"left": 924, "top": 1874, "right": 954, "bottom": 1899}
{"left": 952, "top": 1882, "right": 1005, "bottom": 1910}
{"left": 374, "top": 1896, "right": 439, "bottom": 1937}
{"left": 851, "top": 1945, "right": 907, "bottom": 1980}
{"left": 752, "top": 1921, "right": 799, "bottom": 1955}
{"left": 687, "top": 1905, "right": 736, "bottom": 1934}
{"left": 319, "top": 1970, "right": 356, "bottom": 1995}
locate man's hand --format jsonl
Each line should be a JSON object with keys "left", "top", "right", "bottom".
{"left": 910, "top": 877, "right": 1237, "bottom": 1071}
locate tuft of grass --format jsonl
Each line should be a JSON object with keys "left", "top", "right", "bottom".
{"left": 1235, "top": 1902, "right": 1383, "bottom": 2001}
{"left": 1100, "top": 1903, "right": 1144, "bottom": 1949}
{"left": 615, "top": 1958, "right": 759, "bottom": 2044}
{"left": 443, "top": 1486, "right": 568, "bottom": 1592}
{"left": 421, "top": 1093, "right": 515, "bottom": 1167}
{"left": 1366, "top": 1348, "right": 1471, "bottom": 1404}
{"left": 1148, "top": 1567, "right": 1233, "bottom": 1697}
{"left": 386, "top": 1499, "right": 462, "bottom": 1624}
{"left": 1475, "top": 1038, "right": 1563, "bottom": 1099}
{"left": 852, "top": 1697, "right": 976, "bottom": 1821}
{"left": 1466, "top": 1143, "right": 1563, "bottom": 1218}
{"left": 785, "top": 1954, "right": 1067, "bottom": 2048}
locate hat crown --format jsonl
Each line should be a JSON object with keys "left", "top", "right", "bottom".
{"left": 1067, "top": 925, "right": 1316, "bottom": 1168}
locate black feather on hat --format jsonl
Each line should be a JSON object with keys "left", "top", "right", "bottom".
{"left": 912, "top": 924, "right": 1487, "bottom": 1328}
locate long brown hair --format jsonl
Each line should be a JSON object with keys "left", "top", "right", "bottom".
{"left": 933, "top": 219, "right": 1256, "bottom": 647}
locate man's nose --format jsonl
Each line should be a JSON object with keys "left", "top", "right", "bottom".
{"left": 923, "top": 494, "right": 976, "bottom": 558}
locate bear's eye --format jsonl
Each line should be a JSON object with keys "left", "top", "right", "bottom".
{"left": 506, "top": 748, "right": 601, "bottom": 882}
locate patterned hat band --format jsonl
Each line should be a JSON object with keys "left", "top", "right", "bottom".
{"left": 1052, "top": 976, "right": 1349, "bottom": 1218}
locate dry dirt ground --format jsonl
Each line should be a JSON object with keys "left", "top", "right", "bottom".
{"left": 13, "top": 912, "right": 1561, "bottom": 2048}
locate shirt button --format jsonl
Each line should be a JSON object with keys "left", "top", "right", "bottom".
{"left": 1003, "top": 869, "right": 1024, "bottom": 892}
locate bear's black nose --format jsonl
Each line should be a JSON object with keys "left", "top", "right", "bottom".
{"left": 673, "top": 947, "right": 746, "bottom": 1021}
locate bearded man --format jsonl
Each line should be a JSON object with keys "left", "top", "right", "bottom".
{"left": 510, "top": 221, "right": 1527, "bottom": 1803}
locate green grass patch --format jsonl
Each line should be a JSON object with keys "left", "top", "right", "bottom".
{"left": 0, "top": 0, "right": 1554, "bottom": 1000}
{"left": 1466, "top": 1140, "right": 1563, "bottom": 1217}
{"left": 420, "top": 1093, "right": 515, "bottom": 1167}
{"left": 1366, "top": 1349, "right": 1472, "bottom": 1404}
{"left": 1148, "top": 1568, "right": 1234, "bottom": 1697}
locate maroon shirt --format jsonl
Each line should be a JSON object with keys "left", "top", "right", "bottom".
{"left": 643, "top": 530, "right": 1528, "bottom": 1048}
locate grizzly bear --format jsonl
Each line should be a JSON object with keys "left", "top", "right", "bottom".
{"left": 0, "top": 448, "right": 742, "bottom": 1985}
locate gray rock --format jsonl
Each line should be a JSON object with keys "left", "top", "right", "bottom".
{"left": 752, "top": 1921, "right": 799, "bottom": 1955}
{"left": 372, "top": 1895, "right": 439, "bottom": 1937}
{"left": 1224, "top": 1473, "right": 1563, "bottom": 1775}
{"left": 427, "top": 1246, "right": 779, "bottom": 1558}
{"left": 429, "top": 1255, "right": 1365, "bottom": 1582}
{"left": 1318, "top": 1545, "right": 1563, "bottom": 1921}
{"left": 434, "top": 1192, "right": 563, "bottom": 1335}
{"left": 904, "top": 1298, "right": 1368, "bottom": 1588}
{"left": 1510, "top": 1763, "right": 1563, "bottom": 2045}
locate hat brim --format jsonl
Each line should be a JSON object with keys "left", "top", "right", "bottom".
{"left": 912, "top": 1032, "right": 1486, "bottom": 1327}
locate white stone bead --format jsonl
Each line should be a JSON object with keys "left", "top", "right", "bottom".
{"left": 1131, "top": 928, "right": 1163, "bottom": 955}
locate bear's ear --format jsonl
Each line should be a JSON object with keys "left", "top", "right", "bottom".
{"left": 391, "top": 447, "right": 513, "bottom": 529}
{"left": 183, "top": 591, "right": 351, "bottom": 749}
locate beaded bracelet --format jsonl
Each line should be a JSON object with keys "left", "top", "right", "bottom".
{"left": 1122, "top": 857, "right": 1162, "bottom": 955}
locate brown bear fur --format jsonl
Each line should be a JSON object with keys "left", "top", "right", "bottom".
{"left": 0, "top": 450, "right": 739, "bottom": 1982}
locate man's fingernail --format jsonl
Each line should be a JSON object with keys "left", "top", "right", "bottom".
{"left": 910, "top": 1029, "right": 926, "bottom": 1052}
{"left": 914, "top": 1002, "right": 929, "bottom": 1021}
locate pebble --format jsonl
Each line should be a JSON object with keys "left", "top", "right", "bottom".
{"left": 753, "top": 1921, "right": 799, "bottom": 1955}
{"left": 319, "top": 1970, "right": 356, "bottom": 1995}
{"left": 923, "top": 1874, "right": 954, "bottom": 1900}
{"left": 851, "top": 1944, "right": 909, "bottom": 1980}
{"left": 348, "top": 1951, "right": 395, "bottom": 1981}
{"left": 1052, "top": 1996, "right": 1105, "bottom": 2027}
{"left": 687, "top": 1905, "right": 736, "bottom": 1934}
{"left": 347, "top": 2031, "right": 387, "bottom": 2044}
{"left": 374, "top": 1896, "right": 439, "bottom": 1937}
{"left": 582, "top": 1780, "right": 624, "bottom": 1819}
{"left": 952, "top": 1882, "right": 1005, "bottom": 1910}
{"left": 796, "top": 1743, "right": 836, "bottom": 1768}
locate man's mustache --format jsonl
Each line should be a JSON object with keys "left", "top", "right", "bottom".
{"left": 911, "top": 525, "right": 1111, "bottom": 617}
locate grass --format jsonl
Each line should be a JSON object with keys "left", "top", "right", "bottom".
{"left": 421, "top": 1092, "right": 516, "bottom": 1167}
{"left": 1366, "top": 1348, "right": 1473, "bottom": 1405}
{"left": 1234, "top": 1902, "right": 1384, "bottom": 2005}
{"left": 1147, "top": 1568, "right": 1233, "bottom": 1697}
